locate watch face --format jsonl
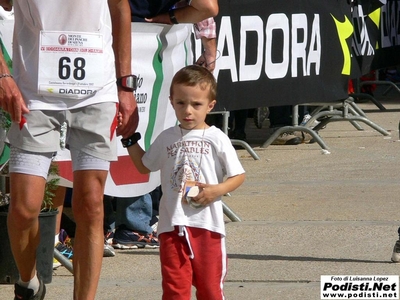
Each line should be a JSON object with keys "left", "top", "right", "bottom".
{"left": 121, "top": 75, "right": 137, "bottom": 91}
{"left": 125, "top": 75, "right": 136, "bottom": 90}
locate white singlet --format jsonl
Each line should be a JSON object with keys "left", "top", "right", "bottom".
{"left": 12, "top": 0, "right": 118, "bottom": 110}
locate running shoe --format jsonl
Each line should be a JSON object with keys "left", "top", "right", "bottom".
{"left": 53, "top": 229, "right": 73, "bottom": 268}
{"left": 112, "top": 226, "right": 159, "bottom": 249}
{"left": 104, "top": 230, "right": 114, "bottom": 246}
{"left": 55, "top": 241, "right": 73, "bottom": 260}
{"left": 103, "top": 243, "right": 116, "bottom": 257}
{"left": 391, "top": 240, "right": 400, "bottom": 263}
{"left": 58, "top": 229, "right": 73, "bottom": 247}
{"left": 14, "top": 278, "right": 46, "bottom": 300}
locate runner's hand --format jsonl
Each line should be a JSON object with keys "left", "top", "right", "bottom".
{"left": 116, "top": 89, "right": 138, "bottom": 138}
{"left": 0, "top": 0, "right": 13, "bottom": 11}
{"left": 0, "top": 76, "right": 29, "bottom": 123}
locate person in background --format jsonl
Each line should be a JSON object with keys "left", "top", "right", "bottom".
{"left": 130, "top": 0, "right": 218, "bottom": 72}
{"left": 0, "top": 0, "right": 138, "bottom": 299}
{"left": 110, "top": 187, "right": 161, "bottom": 249}
{"left": 130, "top": 0, "right": 219, "bottom": 25}
{"left": 52, "top": 186, "right": 74, "bottom": 269}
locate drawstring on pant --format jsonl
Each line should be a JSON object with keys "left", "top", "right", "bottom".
{"left": 178, "top": 225, "right": 195, "bottom": 259}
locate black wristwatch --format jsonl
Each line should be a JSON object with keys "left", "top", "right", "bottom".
{"left": 116, "top": 75, "right": 137, "bottom": 92}
{"left": 169, "top": 9, "right": 179, "bottom": 24}
{"left": 121, "top": 132, "right": 141, "bottom": 148}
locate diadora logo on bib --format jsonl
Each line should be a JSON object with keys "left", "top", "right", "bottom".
{"left": 59, "top": 88, "right": 94, "bottom": 95}
{"left": 215, "top": 13, "right": 326, "bottom": 81}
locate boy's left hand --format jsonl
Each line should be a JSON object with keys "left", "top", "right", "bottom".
{"left": 191, "top": 182, "right": 220, "bottom": 207}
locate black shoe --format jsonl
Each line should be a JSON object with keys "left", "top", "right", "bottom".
{"left": 229, "top": 131, "right": 247, "bottom": 141}
{"left": 253, "top": 107, "right": 269, "bottom": 129}
{"left": 14, "top": 278, "right": 46, "bottom": 300}
{"left": 271, "top": 132, "right": 301, "bottom": 145}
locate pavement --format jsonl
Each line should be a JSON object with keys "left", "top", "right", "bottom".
{"left": 1, "top": 87, "right": 400, "bottom": 299}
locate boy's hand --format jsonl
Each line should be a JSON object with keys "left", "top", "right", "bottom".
{"left": 190, "top": 174, "right": 245, "bottom": 207}
{"left": 191, "top": 182, "right": 220, "bottom": 207}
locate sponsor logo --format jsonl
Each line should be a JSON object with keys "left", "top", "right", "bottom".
{"left": 59, "top": 88, "right": 94, "bottom": 95}
{"left": 215, "top": 13, "right": 322, "bottom": 81}
{"left": 321, "top": 275, "right": 399, "bottom": 299}
{"left": 58, "top": 34, "right": 67, "bottom": 45}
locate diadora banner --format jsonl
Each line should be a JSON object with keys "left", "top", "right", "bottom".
{"left": 351, "top": 0, "right": 400, "bottom": 77}
{"left": 212, "top": 0, "right": 353, "bottom": 110}
{"left": 212, "top": 0, "right": 400, "bottom": 111}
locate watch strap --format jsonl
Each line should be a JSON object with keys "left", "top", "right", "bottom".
{"left": 169, "top": 9, "right": 179, "bottom": 24}
{"left": 116, "top": 75, "right": 137, "bottom": 92}
{"left": 121, "top": 132, "right": 141, "bottom": 148}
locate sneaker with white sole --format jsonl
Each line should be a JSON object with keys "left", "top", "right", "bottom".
{"left": 112, "top": 225, "right": 159, "bottom": 249}
{"left": 391, "top": 240, "right": 400, "bottom": 263}
{"left": 14, "top": 278, "right": 46, "bottom": 300}
{"left": 55, "top": 241, "right": 73, "bottom": 260}
{"left": 272, "top": 132, "right": 301, "bottom": 145}
{"left": 53, "top": 229, "right": 74, "bottom": 269}
{"left": 103, "top": 242, "right": 116, "bottom": 257}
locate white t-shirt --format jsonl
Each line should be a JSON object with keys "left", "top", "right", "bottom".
{"left": 13, "top": 0, "right": 117, "bottom": 110}
{"left": 142, "top": 125, "right": 245, "bottom": 236}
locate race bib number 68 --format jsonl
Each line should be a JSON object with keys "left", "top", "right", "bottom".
{"left": 38, "top": 31, "right": 105, "bottom": 99}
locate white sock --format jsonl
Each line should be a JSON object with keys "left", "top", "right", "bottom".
{"left": 55, "top": 232, "right": 60, "bottom": 246}
{"left": 18, "top": 273, "right": 40, "bottom": 295}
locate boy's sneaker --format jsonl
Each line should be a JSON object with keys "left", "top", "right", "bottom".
{"left": 14, "top": 278, "right": 46, "bottom": 300}
{"left": 112, "top": 226, "right": 159, "bottom": 249}
{"left": 391, "top": 240, "right": 400, "bottom": 262}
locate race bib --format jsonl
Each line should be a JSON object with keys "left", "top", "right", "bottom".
{"left": 38, "top": 31, "right": 105, "bottom": 99}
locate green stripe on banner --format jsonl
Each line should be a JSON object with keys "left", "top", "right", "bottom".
{"left": 145, "top": 36, "right": 163, "bottom": 150}
{"left": 0, "top": 37, "right": 12, "bottom": 164}
{"left": 0, "top": 145, "right": 10, "bottom": 165}
{"left": 0, "top": 38, "right": 13, "bottom": 73}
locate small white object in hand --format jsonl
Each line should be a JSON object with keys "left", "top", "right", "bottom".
{"left": 186, "top": 186, "right": 202, "bottom": 208}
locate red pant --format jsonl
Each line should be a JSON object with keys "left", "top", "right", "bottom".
{"left": 159, "top": 226, "right": 227, "bottom": 300}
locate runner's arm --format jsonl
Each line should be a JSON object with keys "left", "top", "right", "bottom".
{"left": 0, "top": 41, "right": 29, "bottom": 123}
{"left": 109, "top": 0, "right": 139, "bottom": 138}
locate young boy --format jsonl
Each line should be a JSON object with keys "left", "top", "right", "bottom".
{"left": 122, "top": 65, "right": 245, "bottom": 299}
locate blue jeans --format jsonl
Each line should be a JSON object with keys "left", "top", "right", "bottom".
{"left": 115, "top": 194, "right": 153, "bottom": 234}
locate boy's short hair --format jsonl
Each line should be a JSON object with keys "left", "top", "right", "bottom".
{"left": 170, "top": 65, "right": 217, "bottom": 101}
